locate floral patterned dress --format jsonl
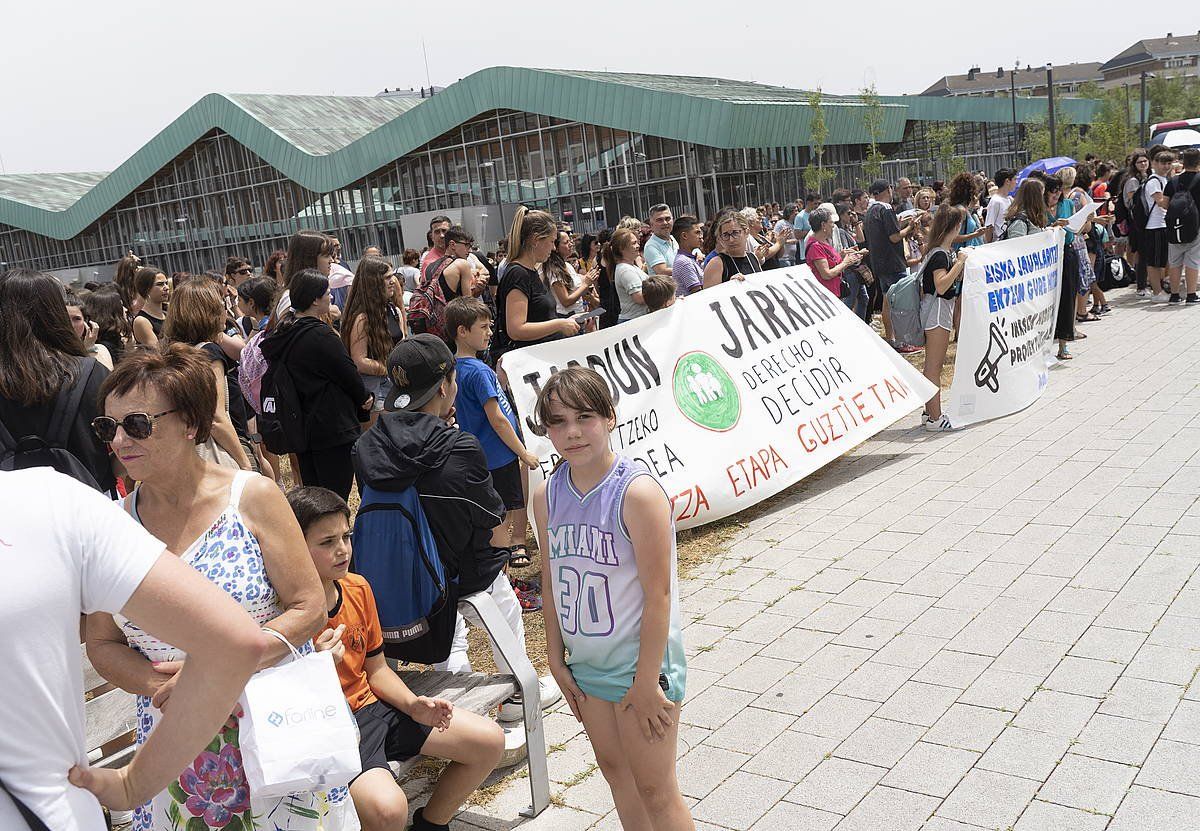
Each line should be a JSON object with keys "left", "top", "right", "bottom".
{"left": 1064, "top": 191, "right": 1097, "bottom": 295}
{"left": 117, "top": 470, "right": 357, "bottom": 831}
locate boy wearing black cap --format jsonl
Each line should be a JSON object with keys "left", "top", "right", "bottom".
{"left": 352, "top": 335, "right": 560, "bottom": 748}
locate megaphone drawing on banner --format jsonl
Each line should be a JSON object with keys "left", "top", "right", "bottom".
{"left": 974, "top": 318, "right": 1009, "bottom": 393}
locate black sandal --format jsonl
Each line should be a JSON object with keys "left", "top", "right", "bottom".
{"left": 1076, "top": 313, "right": 1101, "bottom": 322}
{"left": 509, "top": 545, "right": 533, "bottom": 568}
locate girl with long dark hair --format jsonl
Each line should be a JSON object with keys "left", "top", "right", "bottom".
{"left": 341, "top": 256, "right": 395, "bottom": 430}
{"left": 547, "top": 229, "right": 597, "bottom": 317}
{"left": 84, "top": 286, "right": 131, "bottom": 365}
{"left": 917, "top": 205, "right": 969, "bottom": 432}
{"left": 132, "top": 266, "right": 170, "bottom": 348}
{"left": 0, "top": 269, "right": 114, "bottom": 492}
{"left": 260, "top": 269, "right": 372, "bottom": 499}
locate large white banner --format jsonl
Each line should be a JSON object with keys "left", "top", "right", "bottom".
{"left": 503, "top": 267, "right": 938, "bottom": 530}
{"left": 946, "top": 228, "right": 1065, "bottom": 427}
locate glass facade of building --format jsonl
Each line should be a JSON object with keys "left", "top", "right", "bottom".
{"left": 0, "top": 107, "right": 1030, "bottom": 278}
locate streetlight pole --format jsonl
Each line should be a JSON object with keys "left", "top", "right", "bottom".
{"left": 1140, "top": 71, "right": 1155, "bottom": 145}
{"left": 1124, "top": 84, "right": 1132, "bottom": 148}
{"left": 1010, "top": 68, "right": 1018, "bottom": 135}
{"left": 1046, "top": 63, "right": 1057, "bottom": 157}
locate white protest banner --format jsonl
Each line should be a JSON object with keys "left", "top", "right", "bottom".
{"left": 503, "top": 267, "right": 938, "bottom": 530}
{"left": 945, "top": 228, "right": 1065, "bottom": 427}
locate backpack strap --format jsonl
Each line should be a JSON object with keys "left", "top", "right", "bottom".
{"left": 46, "top": 358, "right": 95, "bottom": 449}
{"left": 0, "top": 412, "right": 16, "bottom": 454}
{"left": 0, "top": 775, "right": 51, "bottom": 831}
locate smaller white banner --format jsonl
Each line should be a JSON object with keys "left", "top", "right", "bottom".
{"left": 946, "top": 228, "right": 1065, "bottom": 427}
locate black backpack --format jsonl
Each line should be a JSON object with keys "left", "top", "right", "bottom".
{"left": 0, "top": 360, "right": 101, "bottom": 491}
{"left": 259, "top": 330, "right": 308, "bottom": 455}
{"left": 1165, "top": 173, "right": 1200, "bottom": 245}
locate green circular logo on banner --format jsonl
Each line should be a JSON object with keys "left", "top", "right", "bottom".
{"left": 672, "top": 351, "right": 741, "bottom": 432}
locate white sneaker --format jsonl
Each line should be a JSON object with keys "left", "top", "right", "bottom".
{"left": 924, "top": 414, "right": 955, "bottom": 432}
{"left": 498, "top": 676, "right": 564, "bottom": 722}
{"left": 499, "top": 725, "right": 528, "bottom": 767}
{"left": 1153, "top": 292, "right": 1171, "bottom": 303}
{"left": 1137, "top": 289, "right": 1149, "bottom": 297}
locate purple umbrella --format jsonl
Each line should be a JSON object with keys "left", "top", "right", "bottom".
{"left": 1015, "top": 156, "right": 1077, "bottom": 186}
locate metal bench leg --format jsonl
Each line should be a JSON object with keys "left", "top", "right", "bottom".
{"left": 459, "top": 592, "right": 549, "bottom": 817}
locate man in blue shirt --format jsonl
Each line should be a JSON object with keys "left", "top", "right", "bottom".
{"left": 642, "top": 204, "right": 679, "bottom": 277}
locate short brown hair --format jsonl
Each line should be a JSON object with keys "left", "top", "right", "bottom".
{"left": 534, "top": 366, "right": 616, "bottom": 429}
{"left": 641, "top": 274, "right": 676, "bottom": 312}
{"left": 1154, "top": 150, "right": 1177, "bottom": 164}
{"left": 402, "top": 248, "right": 420, "bottom": 266}
{"left": 163, "top": 279, "right": 225, "bottom": 344}
{"left": 99, "top": 343, "right": 217, "bottom": 444}
{"left": 444, "top": 296, "right": 492, "bottom": 344}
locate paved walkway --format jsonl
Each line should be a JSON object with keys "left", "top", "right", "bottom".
{"left": 453, "top": 286, "right": 1200, "bottom": 830}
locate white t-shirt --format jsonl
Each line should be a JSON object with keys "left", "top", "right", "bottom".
{"left": 985, "top": 194, "right": 1012, "bottom": 239}
{"left": 614, "top": 262, "right": 648, "bottom": 320}
{"left": 0, "top": 469, "right": 164, "bottom": 831}
{"left": 1144, "top": 174, "right": 1167, "bottom": 229}
{"left": 553, "top": 262, "right": 585, "bottom": 315}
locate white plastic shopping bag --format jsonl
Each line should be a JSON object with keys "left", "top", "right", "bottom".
{"left": 238, "top": 628, "right": 362, "bottom": 798}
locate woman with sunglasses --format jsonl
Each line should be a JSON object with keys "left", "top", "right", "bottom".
{"left": 84, "top": 343, "right": 348, "bottom": 831}
{"left": 163, "top": 280, "right": 255, "bottom": 471}
{"left": 0, "top": 268, "right": 115, "bottom": 494}
{"left": 342, "top": 256, "right": 397, "bottom": 431}
{"left": 261, "top": 269, "right": 373, "bottom": 499}
{"left": 702, "top": 210, "right": 763, "bottom": 289}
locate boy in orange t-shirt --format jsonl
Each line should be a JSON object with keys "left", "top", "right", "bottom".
{"left": 288, "top": 487, "right": 503, "bottom": 831}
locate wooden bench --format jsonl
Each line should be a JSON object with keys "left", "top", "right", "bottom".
{"left": 386, "top": 668, "right": 515, "bottom": 781}
{"left": 83, "top": 643, "right": 139, "bottom": 829}
{"left": 81, "top": 589, "right": 551, "bottom": 822}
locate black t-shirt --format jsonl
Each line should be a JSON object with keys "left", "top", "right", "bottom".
{"left": 0, "top": 357, "right": 115, "bottom": 492}
{"left": 495, "top": 263, "right": 560, "bottom": 356}
{"left": 199, "top": 342, "right": 250, "bottom": 440}
{"left": 719, "top": 252, "right": 762, "bottom": 282}
{"left": 920, "top": 249, "right": 958, "bottom": 299}
{"left": 864, "top": 202, "right": 906, "bottom": 276}
{"left": 1165, "top": 171, "right": 1200, "bottom": 200}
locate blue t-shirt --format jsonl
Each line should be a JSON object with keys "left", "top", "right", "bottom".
{"left": 454, "top": 357, "right": 517, "bottom": 469}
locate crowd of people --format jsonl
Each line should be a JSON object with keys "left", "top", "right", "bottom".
{"left": 4, "top": 137, "right": 1199, "bottom": 831}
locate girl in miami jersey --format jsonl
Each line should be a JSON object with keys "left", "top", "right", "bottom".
{"left": 531, "top": 367, "right": 691, "bottom": 831}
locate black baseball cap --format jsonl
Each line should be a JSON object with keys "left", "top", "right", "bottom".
{"left": 868, "top": 180, "right": 891, "bottom": 195}
{"left": 384, "top": 334, "right": 454, "bottom": 411}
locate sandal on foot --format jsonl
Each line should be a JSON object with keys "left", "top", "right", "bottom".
{"left": 508, "top": 544, "right": 533, "bottom": 568}
{"left": 1076, "top": 313, "right": 1101, "bottom": 322}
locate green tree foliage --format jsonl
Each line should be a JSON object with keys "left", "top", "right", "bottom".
{"left": 926, "top": 122, "right": 964, "bottom": 178}
{"left": 859, "top": 84, "right": 886, "bottom": 181}
{"left": 803, "top": 89, "right": 836, "bottom": 194}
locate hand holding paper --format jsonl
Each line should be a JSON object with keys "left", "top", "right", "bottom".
{"left": 1064, "top": 200, "right": 1099, "bottom": 234}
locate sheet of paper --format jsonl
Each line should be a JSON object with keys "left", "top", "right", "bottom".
{"left": 1065, "top": 200, "right": 1099, "bottom": 234}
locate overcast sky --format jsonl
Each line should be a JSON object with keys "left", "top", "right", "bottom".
{"left": 2, "top": 1, "right": 1194, "bottom": 175}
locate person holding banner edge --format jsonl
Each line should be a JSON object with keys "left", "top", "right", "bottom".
{"left": 919, "top": 205, "right": 970, "bottom": 432}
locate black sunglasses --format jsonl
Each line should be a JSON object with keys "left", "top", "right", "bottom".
{"left": 92, "top": 409, "right": 177, "bottom": 442}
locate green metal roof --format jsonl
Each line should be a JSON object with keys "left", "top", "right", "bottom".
{"left": 0, "top": 67, "right": 1098, "bottom": 241}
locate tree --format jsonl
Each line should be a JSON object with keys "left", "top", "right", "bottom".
{"left": 1073, "top": 82, "right": 1134, "bottom": 162}
{"left": 859, "top": 84, "right": 886, "bottom": 182}
{"left": 803, "top": 89, "right": 836, "bottom": 194}
{"left": 926, "top": 122, "right": 964, "bottom": 179}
